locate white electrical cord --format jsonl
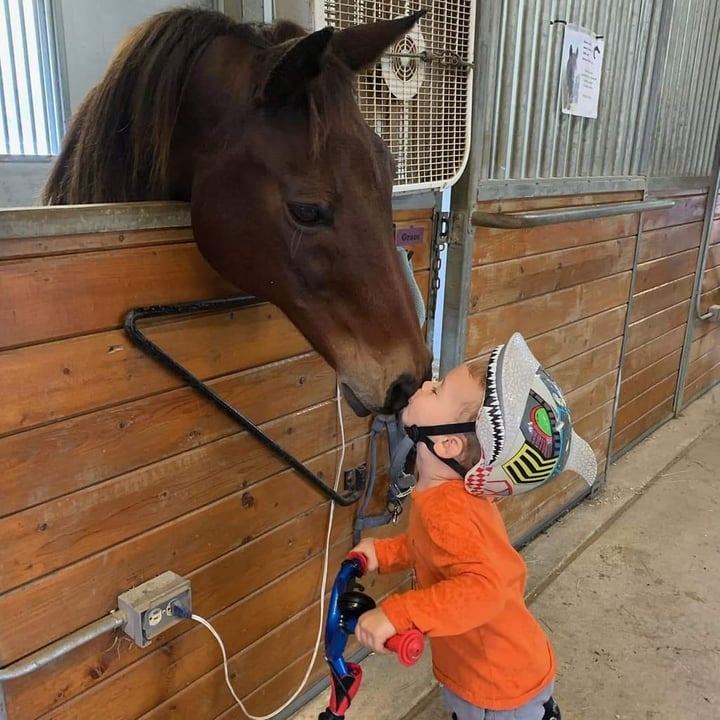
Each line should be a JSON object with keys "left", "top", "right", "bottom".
{"left": 190, "top": 382, "right": 347, "bottom": 719}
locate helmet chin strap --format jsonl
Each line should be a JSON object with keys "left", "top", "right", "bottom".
{"left": 404, "top": 421, "right": 476, "bottom": 478}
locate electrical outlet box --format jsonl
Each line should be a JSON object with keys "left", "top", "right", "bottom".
{"left": 118, "top": 571, "right": 192, "bottom": 647}
{"left": 708, "top": 304, "right": 720, "bottom": 322}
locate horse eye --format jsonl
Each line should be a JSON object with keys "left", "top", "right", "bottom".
{"left": 287, "top": 203, "right": 331, "bottom": 227}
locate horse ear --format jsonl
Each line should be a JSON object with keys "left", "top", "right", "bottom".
{"left": 330, "top": 10, "right": 427, "bottom": 73}
{"left": 262, "top": 27, "right": 334, "bottom": 106}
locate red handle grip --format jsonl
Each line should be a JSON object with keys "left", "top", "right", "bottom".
{"left": 384, "top": 629, "right": 424, "bottom": 666}
{"left": 346, "top": 551, "right": 369, "bottom": 576}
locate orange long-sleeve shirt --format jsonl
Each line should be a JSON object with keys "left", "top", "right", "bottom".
{"left": 375, "top": 480, "right": 556, "bottom": 710}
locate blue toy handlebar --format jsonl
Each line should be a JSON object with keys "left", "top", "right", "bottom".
{"left": 319, "top": 552, "right": 424, "bottom": 720}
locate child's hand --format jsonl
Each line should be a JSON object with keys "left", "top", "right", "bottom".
{"left": 354, "top": 607, "right": 397, "bottom": 654}
{"left": 350, "top": 538, "right": 378, "bottom": 572}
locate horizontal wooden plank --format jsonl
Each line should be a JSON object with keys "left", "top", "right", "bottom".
{"left": 688, "top": 324, "right": 720, "bottom": 364}
{"left": 618, "top": 348, "right": 682, "bottom": 408}
{"left": 502, "top": 473, "right": 590, "bottom": 540}
{"left": 214, "top": 651, "right": 330, "bottom": 720}
{"left": 1, "top": 252, "right": 425, "bottom": 438}
{"left": 0, "top": 244, "right": 239, "bottom": 349}
{"left": 685, "top": 340, "right": 720, "bottom": 388}
{"left": 0, "top": 202, "right": 193, "bottom": 240}
{"left": 469, "top": 237, "right": 635, "bottom": 312}
{"left": 637, "top": 222, "right": 702, "bottom": 263}
{"left": 712, "top": 217, "right": 720, "bottom": 242}
{"left": 615, "top": 374, "right": 677, "bottom": 433}
{"left": 393, "top": 208, "right": 435, "bottom": 222}
{"left": 565, "top": 370, "right": 618, "bottom": 422}
{"left": 625, "top": 300, "right": 690, "bottom": 352}
{"left": 622, "top": 325, "right": 685, "bottom": 378}
{"left": 465, "top": 273, "right": 631, "bottom": 357}
{"left": 612, "top": 398, "right": 673, "bottom": 455}
{"left": 473, "top": 214, "right": 639, "bottom": 264}
{"left": 705, "top": 242, "right": 720, "bottom": 270}
{"left": 641, "top": 194, "right": 706, "bottom": 231}
{"left": 0, "top": 207, "right": 433, "bottom": 258}
{"left": 629, "top": 275, "right": 694, "bottom": 323}
{"left": 466, "top": 307, "right": 626, "bottom": 388}
{"left": 593, "top": 430, "right": 611, "bottom": 468}
{"left": 574, "top": 400, "right": 614, "bottom": 444}
{"left": 549, "top": 338, "right": 622, "bottom": 396}
{"left": 0, "top": 304, "right": 310, "bottom": 437}
{"left": 0, "top": 398, "right": 369, "bottom": 593}
{"left": 634, "top": 248, "right": 698, "bottom": 295}
{"left": 0, "top": 226, "right": 195, "bottom": 260}
{"left": 700, "top": 257, "right": 720, "bottom": 296}
{"left": 528, "top": 306, "right": 626, "bottom": 368}
{"left": 683, "top": 357, "right": 720, "bottom": 406}
{"left": 1, "top": 352, "right": 334, "bottom": 517}
{"left": 0, "top": 437, "right": 367, "bottom": 664}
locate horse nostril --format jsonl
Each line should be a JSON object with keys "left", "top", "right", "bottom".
{"left": 385, "top": 374, "right": 422, "bottom": 413}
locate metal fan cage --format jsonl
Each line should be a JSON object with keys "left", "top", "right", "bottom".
{"left": 319, "top": 1, "right": 475, "bottom": 193}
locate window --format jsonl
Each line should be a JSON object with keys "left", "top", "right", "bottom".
{"left": 0, "top": 0, "right": 65, "bottom": 156}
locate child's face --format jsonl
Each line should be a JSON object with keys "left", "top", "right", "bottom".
{"left": 402, "top": 364, "right": 482, "bottom": 429}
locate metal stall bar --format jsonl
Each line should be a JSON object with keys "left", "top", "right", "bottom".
{"left": 124, "top": 298, "right": 366, "bottom": 507}
{"left": 0, "top": 613, "right": 126, "bottom": 720}
{"left": 673, "top": 118, "right": 720, "bottom": 414}
{"left": 605, "top": 192, "right": 662, "bottom": 466}
{"left": 470, "top": 198, "right": 674, "bottom": 228}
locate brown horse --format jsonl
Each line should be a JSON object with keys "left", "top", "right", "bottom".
{"left": 43, "top": 8, "right": 432, "bottom": 415}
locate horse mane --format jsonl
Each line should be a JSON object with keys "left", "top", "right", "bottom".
{"left": 42, "top": 9, "right": 362, "bottom": 205}
{"left": 43, "top": 9, "right": 264, "bottom": 204}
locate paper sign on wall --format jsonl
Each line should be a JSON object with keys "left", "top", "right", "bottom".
{"left": 560, "top": 24, "right": 605, "bottom": 119}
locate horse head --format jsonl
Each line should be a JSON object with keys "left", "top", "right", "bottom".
{"left": 43, "top": 9, "right": 433, "bottom": 416}
{"left": 180, "top": 14, "right": 433, "bottom": 415}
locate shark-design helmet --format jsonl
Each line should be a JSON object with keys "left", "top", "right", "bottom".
{"left": 464, "top": 332, "right": 597, "bottom": 497}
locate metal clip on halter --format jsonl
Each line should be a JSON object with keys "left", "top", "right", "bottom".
{"left": 319, "top": 552, "right": 424, "bottom": 720}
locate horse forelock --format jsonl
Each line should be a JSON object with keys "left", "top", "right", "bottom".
{"left": 305, "top": 56, "right": 369, "bottom": 158}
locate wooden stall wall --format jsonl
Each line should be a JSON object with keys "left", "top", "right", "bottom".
{"left": 682, "top": 193, "right": 720, "bottom": 404}
{"left": 612, "top": 190, "right": 706, "bottom": 455}
{"left": 465, "top": 192, "right": 642, "bottom": 542}
{"left": 0, "top": 204, "right": 432, "bottom": 720}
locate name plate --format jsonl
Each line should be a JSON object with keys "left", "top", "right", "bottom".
{"left": 395, "top": 226, "right": 425, "bottom": 247}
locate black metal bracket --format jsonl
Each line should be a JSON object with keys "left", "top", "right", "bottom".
{"left": 123, "top": 295, "right": 365, "bottom": 506}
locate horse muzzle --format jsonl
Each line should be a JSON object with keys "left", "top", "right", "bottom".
{"left": 340, "top": 383, "right": 372, "bottom": 417}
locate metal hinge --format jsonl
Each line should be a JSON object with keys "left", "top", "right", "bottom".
{"left": 428, "top": 211, "right": 450, "bottom": 317}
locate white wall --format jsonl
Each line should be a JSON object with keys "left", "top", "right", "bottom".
{"left": 0, "top": 0, "right": 210, "bottom": 207}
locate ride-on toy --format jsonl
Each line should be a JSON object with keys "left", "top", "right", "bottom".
{"left": 318, "top": 552, "right": 424, "bottom": 719}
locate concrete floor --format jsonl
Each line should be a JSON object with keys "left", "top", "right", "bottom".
{"left": 294, "top": 385, "right": 720, "bottom": 720}
{"left": 409, "top": 417, "right": 720, "bottom": 720}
